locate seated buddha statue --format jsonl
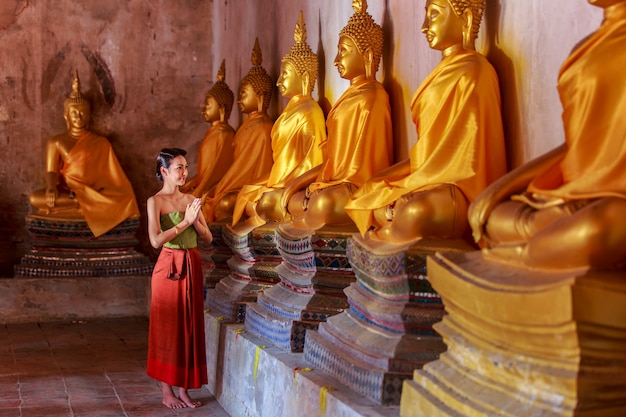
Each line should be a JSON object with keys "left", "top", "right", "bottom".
{"left": 344, "top": 0, "right": 507, "bottom": 245}
{"left": 229, "top": 11, "right": 326, "bottom": 236}
{"left": 469, "top": 0, "right": 626, "bottom": 270}
{"left": 202, "top": 38, "right": 274, "bottom": 223}
{"left": 29, "top": 72, "right": 140, "bottom": 237}
{"left": 281, "top": 0, "right": 393, "bottom": 233}
{"left": 181, "top": 59, "right": 235, "bottom": 198}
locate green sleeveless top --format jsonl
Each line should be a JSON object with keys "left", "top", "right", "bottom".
{"left": 161, "top": 211, "right": 197, "bottom": 249}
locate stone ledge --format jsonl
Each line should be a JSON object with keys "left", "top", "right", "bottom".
{"left": 205, "top": 311, "right": 400, "bottom": 417}
{"left": 0, "top": 276, "right": 150, "bottom": 324}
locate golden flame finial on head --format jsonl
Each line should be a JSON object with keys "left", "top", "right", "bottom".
{"left": 207, "top": 59, "right": 235, "bottom": 121}
{"left": 64, "top": 71, "right": 88, "bottom": 111}
{"left": 282, "top": 11, "right": 319, "bottom": 93}
{"left": 339, "top": 0, "right": 383, "bottom": 74}
{"left": 241, "top": 37, "right": 274, "bottom": 110}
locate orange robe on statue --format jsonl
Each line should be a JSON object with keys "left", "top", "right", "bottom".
{"left": 232, "top": 95, "right": 325, "bottom": 224}
{"left": 202, "top": 111, "right": 274, "bottom": 222}
{"left": 522, "top": 6, "right": 626, "bottom": 204}
{"left": 186, "top": 122, "right": 235, "bottom": 199}
{"left": 308, "top": 78, "right": 392, "bottom": 194}
{"left": 61, "top": 131, "right": 139, "bottom": 237}
{"left": 345, "top": 50, "right": 507, "bottom": 236}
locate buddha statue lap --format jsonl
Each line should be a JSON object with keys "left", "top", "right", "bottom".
{"left": 281, "top": 0, "right": 393, "bottom": 234}
{"left": 229, "top": 11, "right": 326, "bottom": 236}
{"left": 469, "top": 0, "right": 626, "bottom": 270}
{"left": 202, "top": 38, "right": 274, "bottom": 223}
{"left": 29, "top": 72, "right": 140, "bottom": 237}
{"left": 344, "top": 0, "right": 507, "bottom": 247}
{"left": 181, "top": 60, "right": 235, "bottom": 200}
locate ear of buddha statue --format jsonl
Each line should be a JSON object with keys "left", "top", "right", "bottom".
{"left": 206, "top": 59, "right": 235, "bottom": 122}
{"left": 447, "top": 0, "right": 485, "bottom": 50}
{"left": 339, "top": 0, "right": 384, "bottom": 79}
{"left": 282, "top": 10, "right": 318, "bottom": 96}
{"left": 241, "top": 37, "right": 274, "bottom": 112}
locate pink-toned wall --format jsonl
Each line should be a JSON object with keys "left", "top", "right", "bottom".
{"left": 0, "top": 0, "right": 605, "bottom": 275}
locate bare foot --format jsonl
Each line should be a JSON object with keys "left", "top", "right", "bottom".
{"left": 179, "top": 388, "right": 202, "bottom": 408}
{"left": 161, "top": 383, "right": 187, "bottom": 409}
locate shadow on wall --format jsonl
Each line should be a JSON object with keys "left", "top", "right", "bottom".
{"left": 382, "top": 0, "right": 407, "bottom": 164}
{"left": 485, "top": 0, "right": 521, "bottom": 171}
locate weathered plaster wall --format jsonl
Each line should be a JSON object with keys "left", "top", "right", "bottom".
{"left": 0, "top": 0, "right": 606, "bottom": 276}
{"left": 0, "top": 0, "right": 213, "bottom": 275}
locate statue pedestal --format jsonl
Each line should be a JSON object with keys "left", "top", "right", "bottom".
{"left": 14, "top": 215, "right": 152, "bottom": 277}
{"left": 304, "top": 235, "right": 475, "bottom": 405}
{"left": 400, "top": 251, "right": 626, "bottom": 417}
{"left": 204, "top": 222, "right": 280, "bottom": 322}
{"left": 243, "top": 224, "right": 355, "bottom": 352}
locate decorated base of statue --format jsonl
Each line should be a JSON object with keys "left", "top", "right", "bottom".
{"left": 14, "top": 215, "right": 153, "bottom": 277}
{"left": 204, "top": 222, "right": 280, "bottom": 321}
{"left": 400, "top": 251, "right": 626, "bottom": 417}
{"left": 202, "top": 222, "right": 233, "bottom": 289}
{"left": 243, "top": 224, "right": 355, "bottom": 352}
{"left": 304, "top": 234, "right": 476, "bottom": 405}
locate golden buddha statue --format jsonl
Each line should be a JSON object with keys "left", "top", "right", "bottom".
{"left": 469, "top": 0, "right": 626, "bottom": 270}
{"left": 281, "top": 0, "right": 393, "bottom": 233}
{"left": 29, "top": 72, "right": 140, "bottom": 237}
{"left": 344, "top": 0, "right": 506, "bottom": 246}
{"left": 202, "top": 38, "right": 274, "bottom": 223}
{"left": 181, "top": 60, "right": 235, "bottom": 198}
{"left": 229, "top": 11, "right": 326, "bottom": 236}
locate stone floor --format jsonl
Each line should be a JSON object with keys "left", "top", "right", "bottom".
{"left": 0, "top": 317, "right": 230, "bottom": 417}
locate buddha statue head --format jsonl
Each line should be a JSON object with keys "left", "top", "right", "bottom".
{"left": 336, "top": 0, "right": 384, "bottom": 80}
{"left": 278, "top": 11, "right": 318, "bottom": 98}
{"left": 63, "top": 71, "right": 91, "bottom": 131}
{"left": 240, "top": 38, "right": 274, "bottom": 113}
{"left": 422, "top": 0, "right": 485, "bottom": 52}
{"left": 203, "top": 59, "right": 235, "bottom": 123}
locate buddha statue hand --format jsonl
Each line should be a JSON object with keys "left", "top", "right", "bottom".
{"left": 280, "top": 165, "right": 322, "bottom": 217}
{"left": 469, "top": 144, "right": 567, "bottom": 245}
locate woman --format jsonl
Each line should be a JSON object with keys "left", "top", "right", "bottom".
{"left": 146, "top": 148, "right": 213, "bottom": 409}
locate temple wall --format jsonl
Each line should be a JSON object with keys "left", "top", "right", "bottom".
{"left": 0, "top": 0, "right": 604, "bottom": 276}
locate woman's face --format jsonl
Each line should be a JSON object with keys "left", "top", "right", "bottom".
{"left": 421, "top": 0, "right": 464, "bottom": 51}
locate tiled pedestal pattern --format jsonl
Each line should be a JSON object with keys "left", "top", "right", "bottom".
{"left": 243, "top": 225, "right": 356, "bottom": 352}
{"left": 205, "top": 222, "right": 281, "bottom": 322}
{"left": 14, "top": 215, "right": 152, "bottom": 277}
{"left": 304, "top": 235, "right": 475, "bottom": 405}
{"left": 400, "top": 251, "right": 626, "bottom": 417}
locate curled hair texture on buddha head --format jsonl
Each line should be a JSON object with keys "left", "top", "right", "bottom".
{"left": 64, "top": 70, "right": 90, "bottom": 114}
{"left": 241, "top": 38, "right": 274, "bottom": 110}
{"left": 282, "top": 11, "right": 319, "bottom": 93}
{"left": 448, "top": 0, "right": 485, "bottom": 39}
{"left": 339, "top": 0, "right": 384, "bottom": 75}
{"left": 206, "top": 59, "right": 235, "bottom": 121}
{"left": 155, "top": 148, "right": 187, "bottom": 181}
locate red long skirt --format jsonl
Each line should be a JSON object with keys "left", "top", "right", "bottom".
{"left": 147, "top": 247, "right": 207, "bottom": 389}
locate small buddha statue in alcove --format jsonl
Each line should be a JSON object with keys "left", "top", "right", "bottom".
{"left": 344, "top": 0, "right": 507, "bottom": 246}
{"left": 181, "top": 60, "right": 235, "bottom": 199}
{"left": 229, "top": 11, "right": 326, "bottom": 236}
{"left": 469, "top": 0, "right": 626, "bottom": 270}
{"left": 29, "top": 72, "right": 140, "bottom": 237}
{"left": 280, "top": 0, "right": 393, "bottom": 233}
{"left": 202, "top": 38, "right": 274, "bottom": 223}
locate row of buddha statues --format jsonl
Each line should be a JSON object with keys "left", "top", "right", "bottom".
{"left": 28, "top": 0, "right": 626, "bottom": 272}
